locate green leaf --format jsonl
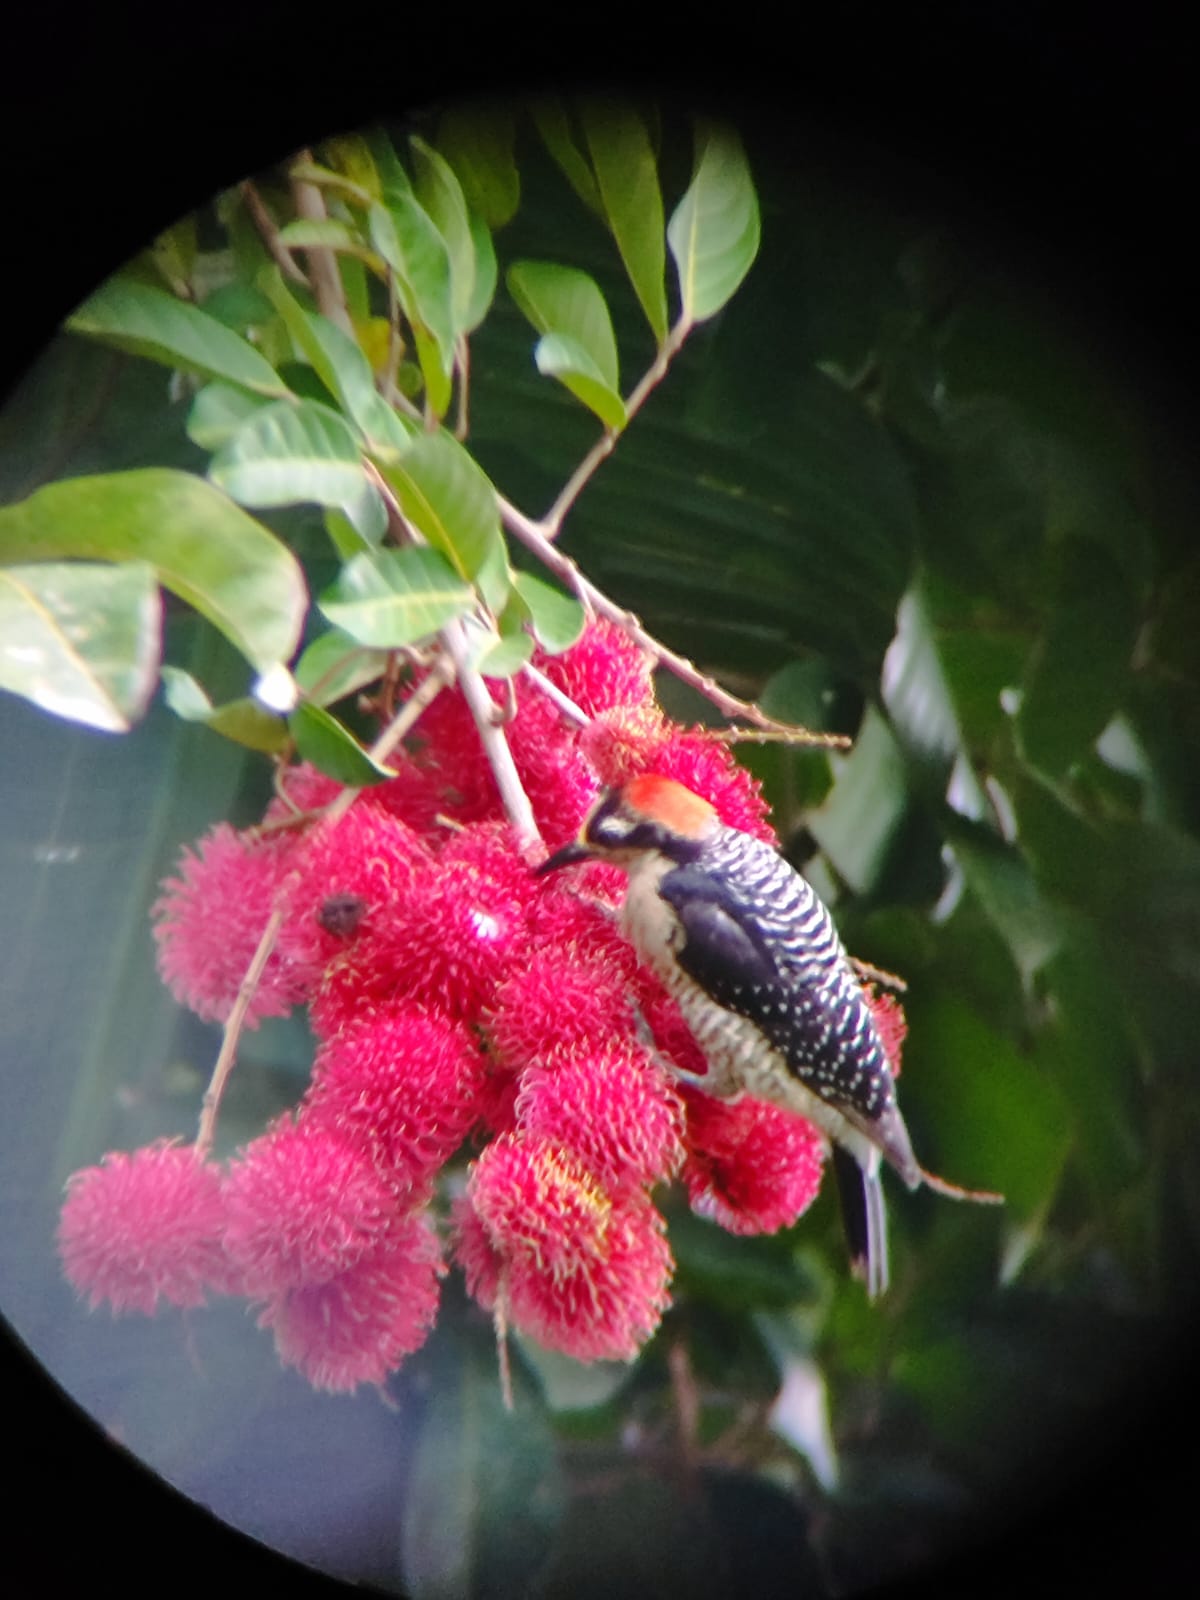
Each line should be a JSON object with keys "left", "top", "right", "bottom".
{"left": 807, "top": 707, "right": 909, "bottom": 894}
{"left": 293, "top": 629, "right": 389, "bottom": 707}
{"left": 532, "top": 334, "right": 626, "bottom": 429}
{"left": 530, "top": 96, "right": 604, "bottom": 217}
{"left": 410, "top": 135, "right": 476, "bottom": 338}
{"left": 473, "top": 528, "right": 513, "bottom": 616}
{"left": 322, "top": 507, "right": 376, "bottom": 561}
{"left": 580, "top": 100, "right": 668, "bottom": 342}
{"left": 208, "top": 397, "right": 377, "bottom": 523}
{"left": 412, "top": 323, "right": 454, "bottom": 421}
{"left": 159, "top": 666, "right": 288, "bottom": 752}
{"left": 288, "top": 701, "right": 396, "bottom": 784}
{"left": 472, "top": 597, "right": 535, "bottom": 678}
{"left": 381, "top": 428, "right": 503, "bottom": 582}
{"left": 670, "top": 1208, "right": 823, "bottom": 1312}
{"left": 1017, "top": 543, "right": 1137, "bottom": 778}
{"left": 186, "top": 380, "right": 272, "bottom": 451}
{"left": 0, "top": 559, "right": 160, "bottom": 732}
{"left": 513, "top": 570, "right": 585, "bottom": 653}
{"left": 905, "top": 990, "right": 1072, "bottom": 1220}
{"left": 668, "top": 121, "right": 761, "bottom": 325}
{"left": 276, "top": 218, "right": 365, "bottom": 253}
{"left": 318, "top": 546, "right": 473, "bottom": 647}
{"left": 367, "top": 195, "right": 456, "bottom": 400}
{"left": 946, "top": 815, "right": 1064, "bottom": 981}
{"left": 68, "top": 276, "right": 288, "bottom": 396}
{"left": 258, "top": 266, "right": 411, "bottom": 458}
{"left": 464, "top": 212, "right": 498, "bottom": 334}
{"left": 400, "top": 1337, "right": 562, "bottom": 1600}
{"left": 319, "top": 133, "right": 383, "bottom": 202}
{"left": 285, "top": 160, "right": 374, "bottom": 210}
{"left": 437, "top": 102, "right": 520, "bottom": 228}
{"left": 507, "top": 260, "right": 624, "bottom": 424}
{"left": 0, "top": 468, "right": 306, "bottom": 672}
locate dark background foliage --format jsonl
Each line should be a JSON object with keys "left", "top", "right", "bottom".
{"left": 3, "top": 8, "right": 1198, "bottom": 1599}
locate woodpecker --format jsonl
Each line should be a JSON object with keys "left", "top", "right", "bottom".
{"left": 538, "top": 773, "right": 999, "bottom": 1298}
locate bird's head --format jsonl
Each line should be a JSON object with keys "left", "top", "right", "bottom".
{"left": 537, "top": 774, "right": 720, "bottom": 875}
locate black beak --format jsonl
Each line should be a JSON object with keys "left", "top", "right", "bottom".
{"left": 536, "top": 840, "right": 593, "bottom": 876}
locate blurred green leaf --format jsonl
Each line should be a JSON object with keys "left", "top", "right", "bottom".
{"left": 293, "top": 629, "right": 389, "bottom": 706}
{"left": 258, "top": 267, "right": 412, "bottom": 458}
{"left": 474, "top": 614, "right": 534, "bottom": 678}
{"left": 945, "top": 814, "right": 1064, "bottom": 980}
{"left": 68, "top": 276, "right": 289, "bottom": 396}
{"left": 208, "top": 397, "right": 378, "bottom": 527}
{"left": 670, "top": 1208, "right": 824, "bottom": 1312}
{"left": 288, "top": 700, "right": 395, "bottom": 784}
{"left": 579, "top": 100, "right": 668, "bottom": 342}
{"left": 438, "top": 101, "right": 520, "bottom": 228}
{"left": 410, "top": 135, "right": 476, "bottom": 339}
{"left": 276, "top": 218, "right": 366, "bottom": 253}
{"left": 905, "top": 990, "right": 1072, "bottom": 1220}
{"left": 159, "top": 665, "right": 288, "bottom": 751}
{"left": 513, "top": 570, "right": 586, "bottom": 653}
{"left": 0, "top": 467, "right": 306, "bottom": 671}
{"left": 368, "top": 193, "right": 456, "bottom": 403}
{"left": 381, "top": 427, "right": 503, "bottom": 582}
{"left": 318, "top": 546, "right": 473, "bottom": 647}
{"left": 320, "top": 133, "right": 383, "bottom": 201}
{"left": 530, "top": 96, "right": 603, "bottom": 217}
{"left": 507, "top": 260, "right": 624, "bottom": 425}
{"left": 0, "top": 559, "right": 160, "bottom": 731}
{"left": 807, "top": 707, "right": 909, "bottom": 894}
{"left": 464, "top": 212, "right": 498, "bottom": 334}
{"left": 513, "top": 1336, "right": 635, "bottom": 1412}
{"left": 667, "top": 121, "right": 761, "bottom": 325}
{"left": 1033, "top": 929, "right": 1143, "bottom": 1198}
{"left": 1017, "top": 542, "right": 1137, "bottom": 777}
{"left": 401, "top": 1332, "right": 563, "bottom": 1600}
{"left": 186, "top": 380, "right": 271, "bottom": 451}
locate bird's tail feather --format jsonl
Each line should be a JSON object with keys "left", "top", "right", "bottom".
{"left": 832, "top": 1146, "right": 889, "bottom": 1299}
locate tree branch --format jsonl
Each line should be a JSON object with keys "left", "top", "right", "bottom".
{"left": 290, "top": 152, "right": 352, "bottom": 333}
{"left": 239, "top": 180, "right": 308, "bottom": 286}
{"left": 442, "top": 619, "right": 542, "bottom": 853}
{"left": 540, "top": 317, "right": 692, "bottom": 541}
{"left": 498, "top": 493, "right": 849, "bottom": 748}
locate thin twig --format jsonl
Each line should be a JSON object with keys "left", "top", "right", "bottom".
{"left": 495, "top": 1281, "right": 514, "bottom": 1412}
{"left": 290, "top": 151, "right": 352, "bottom": 332}
{"left": 453, "top": 335, "right": 471, "bottom": 441}
{"left": 361, "top": 462, "right": 544, "bottom": 852}
{"left": 667, "top": 1337, "right": 701, "bottom": 1473}
{"left": 541, "top": 317, "right": 692, "bottom": 541}
{"left": 499, "top": 494, "right": 844, "bottom": 748}
{"left": 714, "top": 726, "right": 851, "bottom": 751}
{"left": 194, "top": 664, "right": 455, "bottom": 1153}
{"left": 239, "top": 180, "right": 308, "bottom": 285}
{"left": 442, "top": 619, "right": 542, "bottom": 853}
{"left": 195, "top": 903, "right": 288, "bottom": 1156}
{"left": 381, "top": 266, "right": 405, "bottom": 407}
{"left": 522, "top": 663, "right": 591, "bottom": 728}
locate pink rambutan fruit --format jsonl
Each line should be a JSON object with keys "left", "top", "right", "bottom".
{"left": 222, "top": 1119, "right": 400, "bottom": 1296}
{"left": 260, "top": 1209, "right": 442, "bottom": 1392}
{"left": 680, "top": 1090, "right": 826, "bottom": 1236}
{"left": 58, "top": 1141, "right": 234, "bottom": 1314}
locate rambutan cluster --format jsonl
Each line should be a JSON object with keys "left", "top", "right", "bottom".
{"left": 58, "top": 620, "right": 889, "bottom": 1393}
